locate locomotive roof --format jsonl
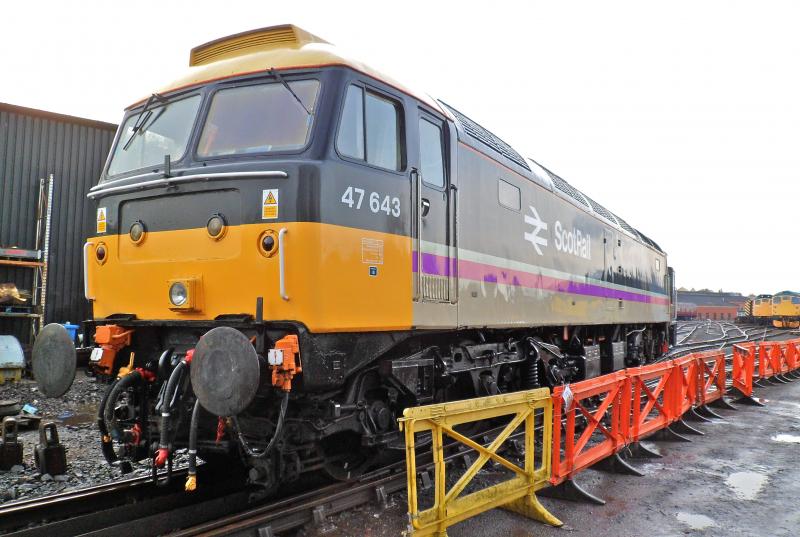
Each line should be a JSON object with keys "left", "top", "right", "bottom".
{"left": 129, "top": 24, "right": 446, "bottom": 117}
{"left": 438, "top": 103, "right": 664, "bottom": 254}
{"left": 130, "top": 24, "right": 664, "bottom": 255}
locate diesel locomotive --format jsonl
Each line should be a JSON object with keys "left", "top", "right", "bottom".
{"left": 770, "top": 291, "right": 800, "bottom": 328}
{"left": 740, "top": 292, "right": 799, "bottom": 328}
{"left": 740, "top": 294, "right": 772, "bottom": 325}
{"left": 32, "top": 25, "right": 676, "bottom": 491}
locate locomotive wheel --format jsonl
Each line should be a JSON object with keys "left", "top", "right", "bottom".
{"left": 321, "top": 432, "right": 378, "bottom": 481}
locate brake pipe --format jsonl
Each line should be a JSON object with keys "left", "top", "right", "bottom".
{"left": 155, "top": 350, "right": 194, "bottom": 468}
{"left": 100, "top": 368, "right": 154, "bottom": 464}
{"left": 97, "top": 377, "right": 122, "bottom": 465}
{"left": 231, "top": 391, "right": 289, "bottom": 458}
{"left": 186, "top": 399, "right": 201, "bottom": 492}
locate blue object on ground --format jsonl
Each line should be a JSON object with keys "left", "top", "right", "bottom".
{"left": 62, "top": 322, "right": 79, "bottom": 343}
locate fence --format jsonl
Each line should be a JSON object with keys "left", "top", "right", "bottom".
{"left": 400, "top": 337, "right": 800, "bottom": 534}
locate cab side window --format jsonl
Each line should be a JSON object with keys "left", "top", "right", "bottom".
{"left": 336, "top": 84, "right": 403, "bottom": 171}
{"left": 419, "top": 118, "right": 445, "bottom": 187}
{"left": 337, "top": 86, "right": 364, "bottom": 159}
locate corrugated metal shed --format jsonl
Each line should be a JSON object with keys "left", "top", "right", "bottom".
{"left": 0, "top": 102, "right": 117, "bottom": 344}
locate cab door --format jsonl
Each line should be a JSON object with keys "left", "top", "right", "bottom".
{"left": 413, "top": 111, "right": 452, "bottom": 303}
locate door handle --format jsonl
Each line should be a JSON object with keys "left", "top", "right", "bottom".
{"left": 421, "top": 198, "right": 430, "bottom": 217}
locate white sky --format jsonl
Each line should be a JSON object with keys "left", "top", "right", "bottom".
{"left": 2, "top": 0, "right": 798, "bottom": 296}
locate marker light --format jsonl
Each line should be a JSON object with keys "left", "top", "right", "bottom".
{"left": 95, "top": 243, "right": 107, "bottom": 264}
{"left": 258, "top": 230, "right": 278, "bottom": 257}
{"left": 129, "top": 221, "right": 146, "bottom": 244}
{"left": 206, "top": 214, "right": 226, "bottom": 239}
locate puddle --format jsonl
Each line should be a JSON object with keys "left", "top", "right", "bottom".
{"left": 676, "top": 512, "right": 718, "bottom": 530}
{"left": 57, "top": 403, "right": 98, "bottom": 426}
{"left": 772, "top": 433, "right": 800, "bottom": 444}
{"left": 725, "top": 471, "right": 768, "bottom": 500}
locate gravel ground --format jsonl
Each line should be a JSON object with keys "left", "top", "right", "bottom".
{"left": 0, "top": 372, "right": 161, "bottom": 503}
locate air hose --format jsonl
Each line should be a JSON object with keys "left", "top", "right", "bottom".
{"left": 100, "top": 370, "right": 144, "bottom": 444}
{"left": 97, "top": 377, "right": 122, "bottom": 465}
{"left": 186, "top": 399, "right": 201, "bottom": 492}
{"left": 154, "top": 354, "right": 191, "bottom": 467}
{"left": 232, "top": 391, "right": 289, "bottom": 458}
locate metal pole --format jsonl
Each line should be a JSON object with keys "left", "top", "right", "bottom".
{"left": 38, "top": 174, "right": 54, "bottom": 335}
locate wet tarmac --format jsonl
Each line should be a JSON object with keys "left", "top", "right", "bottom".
{"left": 299, "top": 376, "right": 800, "bottom": 537}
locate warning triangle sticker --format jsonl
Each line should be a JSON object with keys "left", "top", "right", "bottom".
{"left": 98, "top": 208, "right": 106, "bottom": 221}
{"left": 265, "top": 192, "right": 277, "bottom": 205}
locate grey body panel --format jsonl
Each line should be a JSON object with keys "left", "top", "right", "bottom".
{"left": 413, "top": 108, "right": 669, "bottom": 329}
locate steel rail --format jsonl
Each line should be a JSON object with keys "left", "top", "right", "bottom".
{"left": 0, "top": 420, "right": 533, "bottom": 537}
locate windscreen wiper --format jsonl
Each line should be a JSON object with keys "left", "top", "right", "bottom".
{"left": 268, "top": 68, "right": 311, "bottom": 116}
{"left": 122, "top": 93, "right": 166, "bottom": 151}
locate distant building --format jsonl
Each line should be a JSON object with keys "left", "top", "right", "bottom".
{"left": 677, "top": 302, "right": 698, "bottom": 320}
{"left": 696, "top": 305, "right": 738, "bottom": 321}
{"left": 676, "top": 290, "right": 746, "bottom": 321}
{"left": 0, "top": 102, "right": 116, "bottom": 345}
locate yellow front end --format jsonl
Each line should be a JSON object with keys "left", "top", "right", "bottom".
{"left": 771, "top": 294, "right": 800, "bottom": 329}
{"left": 86, "top": 222, "right": 413, "bottom": 333}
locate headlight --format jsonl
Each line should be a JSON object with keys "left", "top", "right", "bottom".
{"left": 129, "top": 221, "right": 145, "bottom": 244}
{"left": 206, "top": 214, "right": 226, "bottom": 240}
{"left": 169, "top": 282, "right": 188, "bottom": 306}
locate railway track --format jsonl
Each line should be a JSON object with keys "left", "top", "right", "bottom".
{"left": 4, "top": 323, "right": 796, "bottom": 537}
{"left": 0, "top": 421, "right": 529, "bottom": 537}
{"left": 0, "top": 465, "right": 253, "bottom": 537}
{"left": 664, "top": 322, "right": 780, "bottom": 360}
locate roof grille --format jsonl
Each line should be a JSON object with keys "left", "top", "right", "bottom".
{"left": 548, "top": 172, "right": 590, "bottom": 209}
{"left": 190, "top": 25, "right": 328, "bottom": 66}
{"left": 440, "top": 102, "right": 530, "bottom": 171}
{"left": 636, "top": 231, "right": 663, "bottom": 252}
{"left": 582, "top": 193, "right": 618, "bottom": 224}
{"left": 612, "top": 212, "right": 639, "bottom": 238}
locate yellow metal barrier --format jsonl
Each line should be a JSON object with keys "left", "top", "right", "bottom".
{"left": 399, "top": 388, "right": 562, "bottom": 536}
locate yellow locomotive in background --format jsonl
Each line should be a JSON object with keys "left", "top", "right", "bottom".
{"left": 771, "top": 291, "right": 800, "bottom": 328}
{"left": 741, "top": 292, "right": 800, "bottom": 328}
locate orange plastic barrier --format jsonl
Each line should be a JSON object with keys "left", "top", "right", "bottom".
{"left": 550, "top": 371, "right": 630, "bottom": 484}
{"left": 785, "top": 340, "right": 799, "bottom": 371}
{"left": 695, "top": 350, "right": 726, "bottom": 406}
{"left": 627, "top": 361, "right": 675, "bottom": 442}
{"left": 672, "top": 354, "right": 701, "bottom": 417}
{"left": 756, "top": 342, "right": 777, "bottom": 380}
{"left": 768, "top": 342, "right": 791, "bottom": 376}
{"left": 730, "top": 343, "right": 756, "bottom": 397}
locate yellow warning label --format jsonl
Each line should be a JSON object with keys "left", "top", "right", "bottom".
{"left": 262, "top": 189, "right": 279, "bottom": 220}
{"left": 97, "top": 207, "right": 107, "bottom": 233}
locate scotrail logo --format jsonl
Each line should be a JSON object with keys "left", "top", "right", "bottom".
{"left": 524, "top": 205, "right": 592, "bottom": 260}
{"left": 523, "top": 205, "right": 548, "bottom": 255}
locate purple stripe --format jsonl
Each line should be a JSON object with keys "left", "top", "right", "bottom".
{"left": 413, "top": 251, "right": 669, "bottom": 305}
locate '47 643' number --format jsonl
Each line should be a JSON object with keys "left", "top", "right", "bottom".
{"left": 341, "top": 186, "right": 400, "bottom": 217}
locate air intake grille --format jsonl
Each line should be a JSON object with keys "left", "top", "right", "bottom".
{"left": 636, "top": 231, "right": 663, "bottom": 252}
{"left": 582, "top": 194, "right": 618, "bottom": 224}
{"left": 548, "top": 173, "right": 590, "bottom": 209}
{"left": 612, "top": 213, "right": 639, "bottom": 238}
{"left": 440, "top": 103, "right": 530, "bottom": 171}
{"left": 190, "top": 26, "right": 316, "bottom": 66}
